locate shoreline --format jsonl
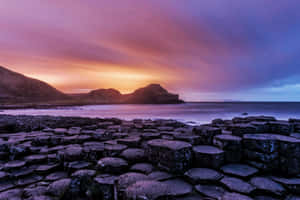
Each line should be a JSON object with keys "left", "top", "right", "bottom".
{"left": 0, "top": 114, "right": 300, "bottom": 199}
{"left": 3, "top": 101, "right": 300, "bottom": 110}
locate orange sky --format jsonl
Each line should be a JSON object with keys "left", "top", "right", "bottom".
{"left": 1, "top": 0, "right": 300, "bottom": 101}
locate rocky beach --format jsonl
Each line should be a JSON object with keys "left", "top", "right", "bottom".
{"left": 0, "top": 114, "right": 299, "bottom": 200}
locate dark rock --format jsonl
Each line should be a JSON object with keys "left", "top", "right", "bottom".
{"left": 54, "top": 128, "right": 68, "bottom": 135}
{"left": 230, "top": 123, "right": 258, "bottom": 137}
{"left": 23, "top": 186, "right": 48, "bottom": 199}
{"left": 174, "top": 134, "right": 202, "bottom": 145}
{"left": 214, "top": 134, "right": 242, "bottom": 163}
{"left": 47, "top": 178, "right": 71, "bottom": 198}
{"left": 120, "top": 148, "right": 146, "bottom": 163}
{"left": 93, "top": 174, "right": 118, "bottom": 200}
{"left": 193, "top": 126, "right": 222, "bottom": 144}
{"left": 146, "top": 139, "right": 192, "bottom": 174}
{"left": 271, "top": 177, "right": 300, "bottom": 195}
{"left": 83, "top": 141, "right": 104, "bottom": 161}
{"left": 72, "top": 169, "right": 96, "bottom": 178}
{"left": 195, "top": 184, "right": 226, "bottom": 199}
{"left": 124, "top": 180, "right": 170, "bottom": 200}
{"left": 214, "top": 134, "right": 242, "bottom": 151}
{"left": 243, "top": 134, "right": 279, "bottom": 153}
{"left": 221, "top": 164, "right": 258, "bottom": 179}
{"left": 268, "top": 121, "right": 293, "bottom": 135}
{"left": 11, "top": 165, "right": 36, "bottom": 178}
{"left": 24, "top": 154, "right": 47, "bottom": 164}
{"left": 118, "top": 137, "right": 141, "bottom": 147}
{"left": 65, "top": 170, "right": 96, "bottom": 200}
{"left": 58, "top": 145, "right": 83, "bottom": 162}
{"left": 65, "top": 161, "right": 92, "bottom": 172}
{"left": 286, "top": 196, "right": 300, "bottom": 200}
{"left": 163, "top": 179, "right": 193, "bottom": 197}
{"left": 250, "top": 177, "right": 286, "bottom": 196}
{"left": 255, "top": 196, "right": 280, "bottom": 200}
{"left": 222, "top": 192, "right": 254, "bottom": 200}
{"left": 130, "top": 163, "right": 155, "bottom": 174}
{"left": 0, "top": 189, "right": 23, "bottom": 200}
{"left": 17, "top": 174, "right": 43, "bottom": 186}
{"left": 141, "top": 132, "right": 161, "bottom": 140}
{"left": 184, "top": 168, "right": 223, "bottom": 184}
{"left": 35, "top": 163, "right": 60, "bottom": 174}
{"left": 97, "top": 157, "right": 128, "bottom": 174}
{"left": 251, "top": 121, "right": 270, "bottom": 133}
{"left": 45, "top": 172, "right": 68, "bottom": 181}
{"left": 3, "top": 160, "right": 26, "bottom": 171}
{"left": 221, "top": 176, "right": 255, "bottom": 194}
{"left": 67, "top": 127, "right": 81, "bottom": 135}
{"left": 0, "top": 181, "right": 15, "bottom": 192}
{"left": 117, "top": 172, "right": 149, "bottom": 195}
{"left": 103, "top": 144, "right": 127, "bottom": 157}
{"left": 0, "top": 171, "right": 9, "bottom": 181}
{"left": 174, "top": 194, "right": 205, "bottom": 200}
{"left": 147, "top": 171, "right": 174, "bottom": 181}
{"left": 193, "top": 145, "right": 225, "bottom": 169}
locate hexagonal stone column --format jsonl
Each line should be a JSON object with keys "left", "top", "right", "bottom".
{"left": 193, "top": 145, "right": 225, "bottom": 169}
{"left": 193, "top": 126, "right": 222, "bottom": 145}
{"left": 277, "top": 135, "right": 300, "bottom": 175}
{"left": 214, "top": 134, "right": 242, "bottom": 163}
{"left": 268, "top": 121, "right": 293, "bottom": 135}
{"left": 243, "top": 134, "right": 280, "bottom": 171}
{"left": 146, "top": 139, "right": 192, "bottom": 174}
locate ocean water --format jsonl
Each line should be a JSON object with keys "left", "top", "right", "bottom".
{"left": 2, "top": 102, "right": 300, "bottom": 125}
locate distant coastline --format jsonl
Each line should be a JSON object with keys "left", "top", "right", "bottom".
{"left": 0, "top": 66, "right": 183, "bottom": 106}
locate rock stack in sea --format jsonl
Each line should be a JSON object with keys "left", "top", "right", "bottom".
{"left": 0, "top": 114, "right": 300, "bottom": 199}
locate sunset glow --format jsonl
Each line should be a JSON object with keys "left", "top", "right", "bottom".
{"left": 1, "top": 0, "right": 300, "bottom": 100}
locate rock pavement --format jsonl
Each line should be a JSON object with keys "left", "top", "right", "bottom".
{"left": 0, "top": 114, "right": 300, "bottom": 199}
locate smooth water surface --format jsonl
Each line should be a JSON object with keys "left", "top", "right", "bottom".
{"left": 2, "top": 102, "right": 300, "bottom": 125}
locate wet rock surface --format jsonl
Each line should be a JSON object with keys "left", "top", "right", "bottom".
{"left": 0, "top": 114, "right": 300, "bottom": 199}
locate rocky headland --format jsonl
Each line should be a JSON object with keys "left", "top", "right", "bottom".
{"left": 0, "top": 114, "right": 300, "bottom": 199}
{"left": 0, "top": 66, "right": 183, "bottom": 108}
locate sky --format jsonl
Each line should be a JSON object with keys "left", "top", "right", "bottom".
{"left": 1, "top": 0, "right": 300, "bottom": 101}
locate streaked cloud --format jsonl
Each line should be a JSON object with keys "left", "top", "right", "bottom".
{"left": 0, "top": 0, "right": 300, "bottom": 100}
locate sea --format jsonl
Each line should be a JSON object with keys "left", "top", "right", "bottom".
{"left": 2, "top": 102, "right": 300, "bottom": 125}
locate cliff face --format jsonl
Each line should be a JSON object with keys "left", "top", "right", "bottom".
{"left": 0, "top": 66, "right": 68, "bottom": 103}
